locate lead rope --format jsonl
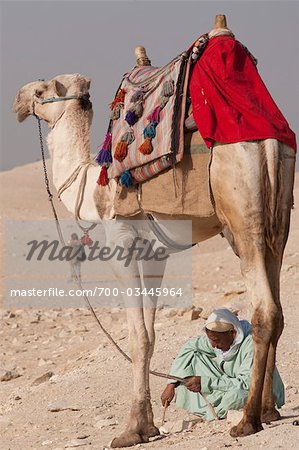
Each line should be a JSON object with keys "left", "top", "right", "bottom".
{"left": 35, "top": 115, "right": 219, "bottom": 421}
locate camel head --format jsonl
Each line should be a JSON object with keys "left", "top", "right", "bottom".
{"left": 13, "top": 74, "right": 92, "bottom": 125}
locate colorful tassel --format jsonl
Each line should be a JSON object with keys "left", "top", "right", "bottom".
{"left": 122, "top": 130, "right": 135, "bottom": 145}
{"left": 143, "top": 121, "right": 158, "bottom": 139}
{"left": 147, "top": 105, "right": 162, "bottom": 123}
{"left": 97, "top": 166, "right": 109, "bottom": 186}
{"left": 119, "top": 170, "right": 133, "bottom": 187}
{"left": 132, "top": 101, "right": 143, "bottom": 118}
{"left": 81, "top": 233, "right": 93, "bottom": 247}
{"left": 131, "top": 90, "right": 145, "bottom": 103}
{"left": 102, "top": 132, "right": 112, "bottom": 149}
{"left": 96, "top": 148, "right": 112, "bottom": 165}
{"left": 96, "top": 132, "right": 112, "bottom": 164}
{"left": 125, "top": 110, "right": 138, "bottom": 126}
{"left": 114, "top": 141, "right": 128, "bottom": 162}
{"left": 110, "top": 102, "right": 123, "bottom": 120}
{"left": 110, "top": 88, "right": 126, "bottom": 110}
{"left": 139, "top": 138, "right": 153, "bottom": 155}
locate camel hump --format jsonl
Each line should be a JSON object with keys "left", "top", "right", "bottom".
{"left": 134, "top": 46, "right": 151, "bottom": 67}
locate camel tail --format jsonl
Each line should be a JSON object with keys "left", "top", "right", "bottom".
{"left": 260, "top": 141, "right": 284, "bottom": 257}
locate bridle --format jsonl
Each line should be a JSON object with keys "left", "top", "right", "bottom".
{"left": 38, "top": 94, "right": 86, "bottom": 104}
{"left": 33, "top": 92, "right": 96, "bottom": 228}
{"left": 33, "top": 91, "right": 91, "bottom": 123}
{"left": 33, "top": 91, "right": 90, "bottom": 105}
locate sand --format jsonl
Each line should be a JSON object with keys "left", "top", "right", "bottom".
{"left": 0, "top": 161, "right": 298, "bottom": 450}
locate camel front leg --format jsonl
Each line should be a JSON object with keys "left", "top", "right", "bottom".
{"left": 141, "top": 258, "right": 167, "bottom": 437}
{"left": 111, "top": 307, "right": 152, "bottom": 448}
{"left": 104, "top": 221, "right": 156, "bottom": 448}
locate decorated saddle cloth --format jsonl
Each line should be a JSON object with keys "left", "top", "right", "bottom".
{"left": 96, "top": 51, "right": 195, "bottom": 187}
{"left": 111, "top": 60, "right": 187, "bottom": 178}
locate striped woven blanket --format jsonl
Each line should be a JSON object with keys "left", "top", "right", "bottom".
{"left": 96, "top": 54, "right": 191, "bottom": 186}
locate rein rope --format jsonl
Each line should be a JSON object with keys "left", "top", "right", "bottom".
{"left": 35, "top": 115, "right": 134, "bottom": 361}
{"left": 34, "top": 105, "right": 219, "bottom": 422}
{"left": 56, "top": 159, "right": 97, "bottom": 233}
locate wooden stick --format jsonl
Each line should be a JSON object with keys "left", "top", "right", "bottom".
{"left": 214, "top": 14, "right": 227, "bottom": 29}
{"left": 201, "top": 392, "right": 219, "bottom": 421}
{"left": 161, "top": 401, "right": 168, "bottom": 427}
{"left": 152, "top": 371, "right": 219, "bottom": 421}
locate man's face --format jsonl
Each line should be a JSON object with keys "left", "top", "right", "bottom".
{"left": 205, "top": 328, "right": 237, "bottom": 351}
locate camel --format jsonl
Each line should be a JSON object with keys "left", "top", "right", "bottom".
{"left": 12, "top": 25, "right": 296, "bottom": 449}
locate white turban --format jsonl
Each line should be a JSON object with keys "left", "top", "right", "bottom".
{"left": 205, "top": 308, "right": 251, "bottom": 361}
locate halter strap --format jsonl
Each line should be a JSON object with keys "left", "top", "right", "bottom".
{"left": 39, "top": 94, "right": 83, "bottom": 104}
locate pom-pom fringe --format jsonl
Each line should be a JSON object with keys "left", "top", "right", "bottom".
{"left": 139, "top": 138, "right": 153, "bottom": 155}
{"left": 110, "top": 103, "right": 123, "bottom": 120}
{"left": 143, "top": 121, "right": 158, "bottom": 139}
{"left": 114, "top": 141, "right": 129, "bottom": 161}
{"left": 119, "top": 170, "right": 133, "bottom": 187}
{"left": 96, "top": 148, "right": 112, "bottom": 165}
{"left": 125, "top": 110, "right": 138, "bottom": 126}
{"left": 97, "top": 166, "right": 109, "bottom": 186}
{"left": 110, "top": 88, "right": 126, "bottom": 110}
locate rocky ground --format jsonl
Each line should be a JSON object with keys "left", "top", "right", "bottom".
{"left": 0, "top": 163, "right": 298, "bottom": 450}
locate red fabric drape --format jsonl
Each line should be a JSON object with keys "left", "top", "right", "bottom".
{"left": 189, "top": 36, "right": 297, "bottom": 152}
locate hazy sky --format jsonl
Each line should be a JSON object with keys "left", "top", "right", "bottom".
{"left": 1, "top": 0, "right": 298, "bottom": 171}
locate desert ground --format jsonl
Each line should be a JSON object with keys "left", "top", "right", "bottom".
{"left": 0, "top": 161, "right": 298, "bottom": 450}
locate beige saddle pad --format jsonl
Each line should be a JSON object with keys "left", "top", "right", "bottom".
{"left": 113, "top": 130, "right": 215, "bottom": 218}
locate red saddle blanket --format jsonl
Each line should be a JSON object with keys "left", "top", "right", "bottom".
{"left": 189, "top": 35, "right": 297, "bottom": 152}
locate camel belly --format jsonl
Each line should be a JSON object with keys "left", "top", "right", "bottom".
{"left": 150, "top": 212, "right": 223, "bottom": 245}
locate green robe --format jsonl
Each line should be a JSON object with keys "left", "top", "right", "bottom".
{"left": 168, "top": 333, "right": 285, "bottom": 421}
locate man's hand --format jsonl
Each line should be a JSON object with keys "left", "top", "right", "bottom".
{"left": 161, "top": 384, "right": 176, "bottom": 406}
{"left": 184, "top": 376, "right": 201, "bottom": 393}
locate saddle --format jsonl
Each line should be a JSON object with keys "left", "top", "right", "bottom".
{"left": 93, "top": 39, "right": 216, "bottom": 218}
{"left": 96, "top": 36, "right": 209, "bottom": 188}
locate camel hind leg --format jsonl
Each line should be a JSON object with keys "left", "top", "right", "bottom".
{"left": 210, "top": 140, "right": 295, "bottom": 436}
{"left": 261, "top": 144, "right": 295, "bottom": 422}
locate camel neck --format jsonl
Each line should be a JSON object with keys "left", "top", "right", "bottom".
{"left": 47, "top": 103, "right": 93, "bottom": 191}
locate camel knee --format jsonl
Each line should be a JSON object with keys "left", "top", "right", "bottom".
{"left": 251, "top": 305, "right": 283, "bottom": 344}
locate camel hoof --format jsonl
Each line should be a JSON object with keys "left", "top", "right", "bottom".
{"left": 110, "top": 432, "right": 146, "bottom": 448}
{"left": 261, "top": 408, "right": 281, "bottom": 423}
{"left": 230, "top": 419, "right": 263, "bottom": 437}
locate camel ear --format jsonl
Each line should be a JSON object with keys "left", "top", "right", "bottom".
{"left": 51, "top": 79, "right": 67, "bottom": 97}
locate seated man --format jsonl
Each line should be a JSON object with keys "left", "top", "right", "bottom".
{"left": 161, "top": 308, "right": 284, "bottom": 421}
{"left": 67, "top": 233, "right": 86, "bottom": 283}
